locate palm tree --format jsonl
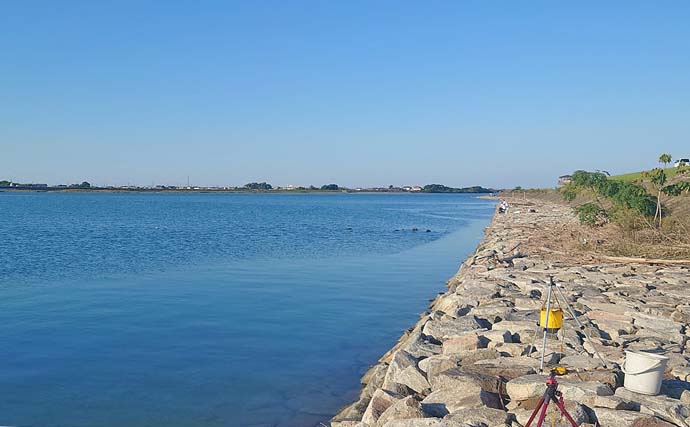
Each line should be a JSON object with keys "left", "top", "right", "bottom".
{"left": 659, "top": 153, "right": 672, "bottom": 168}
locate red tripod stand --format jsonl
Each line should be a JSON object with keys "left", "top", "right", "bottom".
{"left": 524, "top": 371, "right": 580, "bottom": 427}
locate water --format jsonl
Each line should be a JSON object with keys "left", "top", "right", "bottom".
{"left": 0, "top": 192, "right": 495, "bottom": 427}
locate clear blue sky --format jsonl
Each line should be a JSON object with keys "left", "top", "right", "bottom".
{"left": 2, "top": 1, "right": 689, "bottom": 188}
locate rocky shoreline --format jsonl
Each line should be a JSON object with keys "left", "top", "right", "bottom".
{"left": 330, "top": 198, "right": 690, "bottom": 427}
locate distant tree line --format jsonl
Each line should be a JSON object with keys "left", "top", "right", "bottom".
{"left": 1, "top": 178, "right": 495, "bottom": 194}
{"left": 422, "top": 184, "right": 495, "bottom": 193}
{"left": 244, "top": 182, "right": 273, "bottom": 190}
{"left": 69, "top": 181, "right": 91, "bottom": 189}
{"left": 0, "top": 180, "right": 91, "bottom": 188}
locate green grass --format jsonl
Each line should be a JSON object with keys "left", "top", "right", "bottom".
{"left": 610, "top": 167, "right": 682, "bottom": 182}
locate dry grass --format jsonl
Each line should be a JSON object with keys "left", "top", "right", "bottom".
{"left": 501, "top": 189, "right": 690, "bottom": 261}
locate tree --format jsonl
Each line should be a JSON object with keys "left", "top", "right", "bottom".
{"left": 244, "top": 182, "right": 272, "bottom": 190}
{"left": 320, "top": 184, "right": 339, "bottom": 191}
{"left": 574, "top": 203, "right": 609, "bottom": 227}
{"left": 662, "top": 181, "right": 690, "bottom": 197}
{"left": 644, "top": 168, "right": 666, "bottom": 226}
{"left": 571, "top": 170, "right": 607, "bottom": 193}
{"left": 645, "top": 153, "right": 673, "bottom": 226}
{"left": 562, "top": 170, "right": 657, "bottom": 223}
{"left": 69, "top": 181, "right": 92, "bottom": 189}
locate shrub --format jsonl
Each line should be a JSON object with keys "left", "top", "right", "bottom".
{"left": 560, "top": 185, "right": 577, "bottom": 202}
{"left": 566, "top": 170, "right": 657, "bottom": 217}
{"left": 611, "top": 181, "right": 657, "bottom": 216}
{"left": 574, "top": 203, "right": 609, "bottom": 227}
{"left": 662, "top": 181, "right": 690, "bottom": 197}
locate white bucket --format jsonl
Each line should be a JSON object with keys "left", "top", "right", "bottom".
{"left": 622, "top": 350, "right": 668, "bottom": 395}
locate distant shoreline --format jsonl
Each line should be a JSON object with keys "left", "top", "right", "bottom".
{"left": 0, "top": 188, "right": 497, "bottom": 195}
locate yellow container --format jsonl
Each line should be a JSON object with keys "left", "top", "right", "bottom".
{"left": 540, "top": 308, "right": 564, "bottom": 329}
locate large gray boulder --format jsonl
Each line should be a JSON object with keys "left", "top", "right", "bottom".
{"left": 418, "top": 355, "right": 459, "bottom": 378}
{"left": 494, "top": 342, "right": 531, "bottom": 357}
{"left": 421, "top": 388, "right": 501, "bottom": 417}
{"left": 376, "top": 396, "right": 424, "bottom": 426}
{"left": 506, "top": 374, "right": 613, "bottom": 402}
{"left": 401, "top": 328, "right": 444, "bottom": 359}
{"left": 478, "top": 330, "right": 513, "bottom": 347}
{"left": 468, "top": 356, "right": 537, "bottom": 380}
{"left": 380, "top": 419, "right": 449, "bottom": 427}
{"left": 382, "top": 350, "right": 430, "bottom": 394}
{"left": 445, "top": 406, "right": 512, "bottom": 427}
{"left": 592, "top": 409, "right": 670, "bottom": 427}
{"left": 361, "top": 389, "right": 402, "bottom": 426}
{"left": 615, "top": 386, "right": 690, "bottom": 427}
{"left": 442, "top": 332, "right": 482, "bottom": 354}
{"left": 672, "top": 366, "right": 690, "bottom": 382}
{"left": 422, "top": 316, "right": 485, "bottom": 342}
{"left": 454, "top": 348, "right": 501, "bottom": 365}
{"left": 330, "top": 421, "right": 361, "bottom": 427}
{"left": 490, "top": 320, "right": 537, "bottom": 342}
{"left": 558, "top": 354, "right": 606, "bottom": 371}
{"left": 429, "top": 367, "right": 506, "bottom": 395}
{"left": 628, "top": 312, "right": 685, "bottom": 343}
{"left": 395, "top": 366, "right": 431, "bottom": 394}
{"left": 431, "top": 294, "right": 477, "bottom": 318}
{"left": 469, "top": 300, "right": 514, "bottom": 323}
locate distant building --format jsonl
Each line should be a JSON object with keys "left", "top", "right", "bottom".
{"left": 9, "top": 183, "right": 47, "bottom": 188}
{"left": 675, "top": 158, "right": 689, "bottom": 167}
{"left": 558, "top": 175, "right": 573, "bottom": 186}
{"left": 410, "top": 186, "right": 423, "bottom": 192}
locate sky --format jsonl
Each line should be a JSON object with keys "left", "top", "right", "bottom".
{"left": 2, "top": 1, "right": 690, "bottom": 188}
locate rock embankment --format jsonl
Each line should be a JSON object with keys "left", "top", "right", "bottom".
{"left": 330, "top": 199, "right": 690, "bottom": 427}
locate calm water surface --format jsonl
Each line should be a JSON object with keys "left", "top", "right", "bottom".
{"left": 0, "top": 193, "right": 494, "bottom": 427}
